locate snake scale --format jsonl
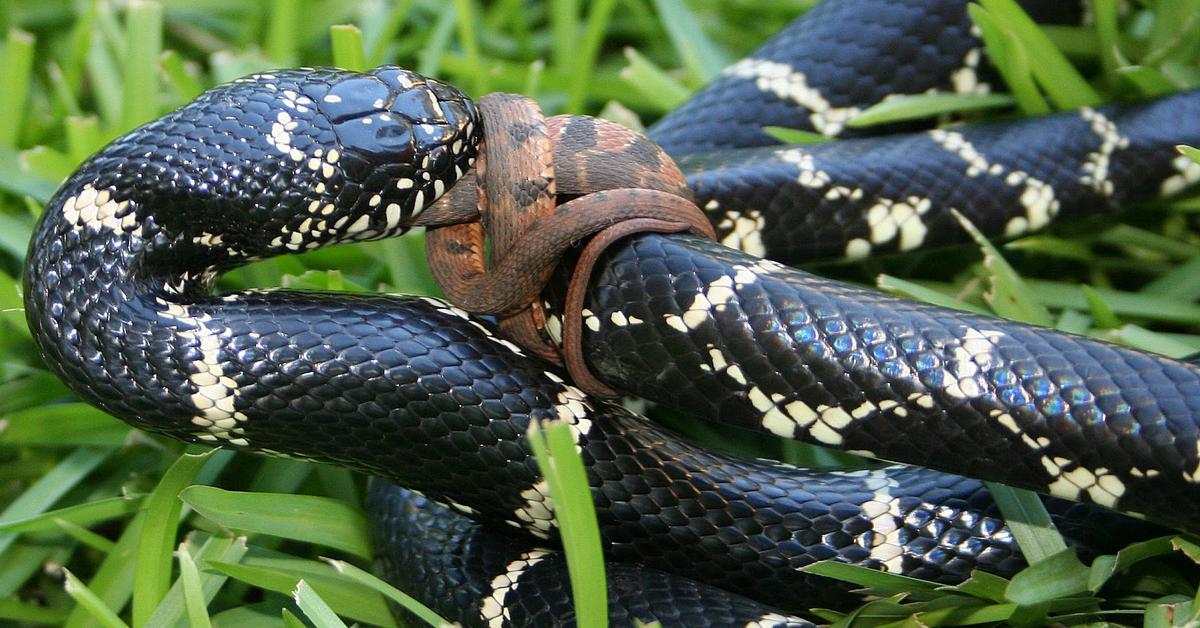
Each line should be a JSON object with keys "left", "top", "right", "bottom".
{"left": 20, "top": 0, "right": 1200, "bottom": 625}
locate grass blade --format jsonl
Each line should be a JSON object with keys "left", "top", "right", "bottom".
{"left": 968, "top": 4, "right": 1050, "bottom": 115}
{"left": 63, "top": 568, "right": 131, "bottom": 628}
{"left": 204, "top": 557, "right": 395, "bottom": 626}
{"left": 952, "top": 210, "right": 1053, "bottom": 326}
{"left": 0, "top": 29, "right": 35, "bottom": 147}
{"left": 619, "top": 47, "right": 691, "bottom": 113}
{"left": 133, "top": 450, "right": 216, "bottom": 628}
{"left": 0, "top": 447, "right": 110, "bottom": 559}
{"left": 265, "top": 0, "right": 301, "bottom": 65}
{"left": 145, "top": 534, "right": 249, "bottom": 627}
{"left": 121, "top": 0, "right": 163, "bottom": 131}
{"left": 848, "top": 93, "right": 1015, "bottom": 128}
{"left": 177, "top": 543, "right": 213, "bottom": 628}
{"left": 159, "top": 50, "right": 204, "bottom": 101}
{"left": 527, "top": 419, "right": 607, "bottom": 628}
{"left": 978, "top": 0, "right": 1101, "bottom": 109}
{"left": 984, "top": 482, "right": 1067, "bottom": 564}
{"left": 1004, "top": 548, "right": 1091, "bottom": 605}
{"left": 179, "top": 487, "right": 371, "bottom": 559}
{"left": 651, "top": 0, "right": 728, "bottom": 83}
{"left": 566, "top": 0, "right": 619, "bottom": 113}
{"left": 330, "top": 25, "right": 367, "bottom": 72}
{"left": 326, "top": 559, "right": 450, "bottom": 627}
{"left": 293, "top": 580, "right": 349, "bottom": 628}
{"left": 452, "top": 0, "right": 485, "bottom": 95}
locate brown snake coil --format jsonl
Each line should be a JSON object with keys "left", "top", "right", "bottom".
{"left": 420, "top": 93, "right": 715, "bottom": 396}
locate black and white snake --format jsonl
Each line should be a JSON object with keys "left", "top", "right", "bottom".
{"left": 21, "top": 0, "right": 1200, "bottom": 625}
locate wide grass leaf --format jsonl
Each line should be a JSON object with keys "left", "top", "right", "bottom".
{"left": 326, "top": 559, "right": 450, "bottom": 626}
{"left": 1005, "top": 548, "right": 1091, "bottom": 605}
{"left": 527, "top": 419, "right": 607, "bottom": 627}
{"left": 204, "top": 556, "right": 395, "bottom": 626}
{"left": 134, "top": 450, "right": 216, "bottom": 627}
{"left": 179, "top": 487, "right": 371, "bottom": 559}
{"left": 292, "top": 580, "right": 348, "bottom": 628}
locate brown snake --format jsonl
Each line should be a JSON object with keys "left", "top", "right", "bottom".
{"left": 419, "top": 93, "right": 715, "bottom": 395}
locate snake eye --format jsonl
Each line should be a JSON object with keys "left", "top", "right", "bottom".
{"left": 331, "top": 115, "right": 417, "bottom": 164}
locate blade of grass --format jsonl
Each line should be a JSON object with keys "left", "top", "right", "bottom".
{"left": 65, "top": 115, "right": 104, "bottom": 165}
{"left": 121, "top": 0, "right": 163, "bottom": 131}
{"left": 0, "top": 597, "right": 71, "bottom": 624}
{"left": 265, "top": 0, "right": 301, "bottom": 65}
{"left": 85, "top": 35, "right": 123, "bottom": 128}
{"left": 1, "top": 402, "right": 133, "bottom": 448}
{"left": 1117, "top": 65, "right": 1184, "bottom": 96}
{"left": 969, "top": 4, "right": 1049, "bottom": 115}
{"left": 1025, "top": 279, "right": 1200, "bottom": 324}
{"left": 179, "top": 487, "right": 371, "bottom": 559}
{"left": 365, "top": 0, "right": 414, "bottom": 67}
{"left": 47, "top": 61, "right": 84, "bottom": 118}
{"left": 0, "top": 29, "right": 35, "bottom": 147}
{"left": 1105, "top": 324, "right": 1200, "bottom": 358}
{"left": 549, "top": 0, "right": 579, "bottom": 78}
{"left": 762, "top": 126, "right": 834, "bottom": 144}
{"left": 984, "top": 482, "right": 1067, "bottom": 564}
{"left": 160, "top": 50, "right": 204, "bottom": 101}
{"left": 876, "top": 274, "right": 991, "bottom": 315}
{"left": 325, "top": 559, "right": 450, "bottom": 627}
{"left": 64, "top": 451, "right": 234, "bottom": 628}
{"left": 63, "top": 568, "right": 131, "bottom": 628}
{"left": 133, "top": 449, "right": 216, "bottom": 628}
{"left": 330, "top": 25, "right": 367, "bottom": 71}
{"left": 204, "top": 556, "right": 394, "bottom": 626}
{"left": 1004, "top": 548, "right": 1090, "bottom": 605}
{"left": 0, "top": 447, "right": 110, "bottom": 559}
{"left": 651, "top": 0, "right": 728, "bottom": 83}
{"left": 53, "top": 518, "right": 118, "bottom": 553}
{"left": 978, "top": 0, "right": 1101, "bottom": 109}
{"left": 293, "top": 580, "right": 349, "bottom": 628}
{"left": 1091, "top": 0, "right": 1122, "bottom": 85}
{"left": 952, "top": 210, "right": 1053, "bottom": 326}
{"left": 527, "top": 419, "right": 607, "bottom": 628}
{"left": 452, "top": 0, "right": 485, "bottom": 95}
{"left": 848, "top": 93, "right": 1015, "bottom": 128}
{"left": 145, "top": 534, "right": 249, "bottom": 627}
{"left": 619, "top": 47, "right": 691, "bottom": 112}
{"left": 566, "top": 0, "right": 619, "bottom": 113}
{"left": 800, "top": 561, "right": 941, "bottom": 594}
{"left": 177, "top": 543, "right": 213, "bottom": 628}
{"left": 416, "top": 8, "right": 456, "bottom": 80}
{"left": 1081, "top": 285, "right": 1120, "bottom": 329}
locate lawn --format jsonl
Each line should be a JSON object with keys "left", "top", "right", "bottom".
{"left": 2, "top": 0, "right": 1200, "bottom": 626}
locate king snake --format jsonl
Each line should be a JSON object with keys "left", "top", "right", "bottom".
{"left": 21, "top": 0, "right": 1200, "bottom": 625}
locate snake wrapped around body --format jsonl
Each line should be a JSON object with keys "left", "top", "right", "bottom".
{"left": 21, "top": 0, "right": 1200, "bottom": 625}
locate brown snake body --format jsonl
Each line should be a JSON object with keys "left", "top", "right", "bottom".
{"left": 421, "top": 94, "right": 715, "bottom": 391}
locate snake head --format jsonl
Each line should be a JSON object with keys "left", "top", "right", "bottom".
{"left": 314, "top": 66, "right": 479, "bottom": 224}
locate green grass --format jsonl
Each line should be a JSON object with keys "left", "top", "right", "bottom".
{"left": 1, "top": 0, "right": 1200, "bottom": 626}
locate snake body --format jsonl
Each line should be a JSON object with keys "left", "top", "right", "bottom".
{"left": 21, "top": 0, "right": 1200, "bottom": 625}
